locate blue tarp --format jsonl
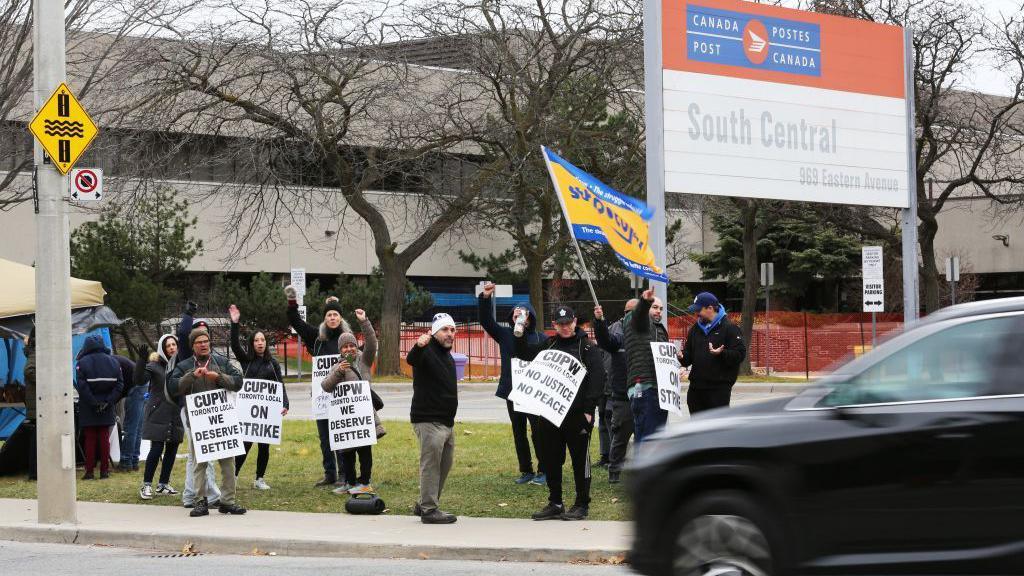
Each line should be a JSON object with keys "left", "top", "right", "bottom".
{"left": 0, "top": 338, "right": 25, "bottom": 386}
{"left": 0, "top": 407, "right": 26, "bottom": 440}
{"left": 430, "top": 292, "right": 530, "bottom": 307}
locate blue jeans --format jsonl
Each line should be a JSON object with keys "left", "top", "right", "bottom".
{"left": 120, "top": 386, "right": 146, "bottom": 467}
{"left": 631, "top": 388, "right": 668, "bottom": 444}
{"left": 180, "top": 409, "right": 221, "bottom": 506}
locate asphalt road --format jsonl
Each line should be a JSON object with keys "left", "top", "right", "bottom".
{"left": 283, "top": 384, "right": 793, "bottom": 423}
{"left": 0, "top": 541, "right": 633, "bottom": 576}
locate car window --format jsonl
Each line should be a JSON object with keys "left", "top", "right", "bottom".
{"left": 820, "top": 315, "right": 1024, "bottom": 407}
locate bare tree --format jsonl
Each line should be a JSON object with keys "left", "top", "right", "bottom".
{"left": 412, "top": 0, "right": 641, "bottom": 325}
{"left": 138, "top": 0, "right": 484, "bottom": 374}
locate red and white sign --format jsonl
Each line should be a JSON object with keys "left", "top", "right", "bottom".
{"left": 69, "top": 168, "right": 103, "bottom": 201}
{"left": 656, "top": 0, "right": 909, "bottom": 207}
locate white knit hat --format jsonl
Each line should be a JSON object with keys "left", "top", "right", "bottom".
{"left": 431, "top": 313, "right": 456, "bottom": 335}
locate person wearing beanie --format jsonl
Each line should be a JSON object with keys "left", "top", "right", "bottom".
{"left": 167, "top": 327, "right": 246, "bottom": 518}
{"left": 407, "top": 313, "right": 459, "bottom": 524}
{"left": 229, "top": 305, "right": 291, "bottom": 491}
{"left": 284, "top": 285, "right": 352, "bottom": 488}
{"left": 680, "top": 292, "right": 746, "bottom": 414}
{"left": 135, "top": 334, "right": 185, "bottom": 500}
{"left": 319, "top": 309, "right": 381, "bottom": 496}
{"left": 514, "top": 305, "right": 605, "bottom": 522}
{"left": 478, "top": 281, "right": 547, "bottom": 487}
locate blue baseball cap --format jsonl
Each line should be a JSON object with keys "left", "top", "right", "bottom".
{"left": 687, "top": 292, "right": 720, "bottom": 313}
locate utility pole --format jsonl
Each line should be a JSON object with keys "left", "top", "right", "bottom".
{"left": 33, "top": 0, "right": 78, "bottom": 524}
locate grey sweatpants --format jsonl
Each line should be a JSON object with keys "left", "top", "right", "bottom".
{"left": 413, "top": 422, "right": 455, "bottom": 514}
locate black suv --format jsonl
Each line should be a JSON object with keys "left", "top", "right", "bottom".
{"left": 628, "top": 298, "right": 1024, "bottom": 576}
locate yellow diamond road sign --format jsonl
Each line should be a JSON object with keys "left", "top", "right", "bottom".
{"left": 28, "top": 82, "right": 98, "bottom": 175}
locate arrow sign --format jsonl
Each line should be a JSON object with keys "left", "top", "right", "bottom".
{"left": 69, "top": 168, "right": 103, "bottom": 202}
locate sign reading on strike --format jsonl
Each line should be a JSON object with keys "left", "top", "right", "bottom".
{"left": 28, "top": 83, "right": 99, "bottom": 175}
{"left": 235, "top": 379, "right": 284, "bottom": 445}
{"left": 657, "top": 0, "right": 909, "bottom": 207}
{"left": 651, "top": 342, "right": 684, "bottom": 416}
{"left": 327, "top": 380, "right": 377, "bottom": 451}
{"left": 311, "top": 355, "right": 339, "bottom": 420}
{"left": 186, "top": 389, "right": 245, "bottom": 463}
{"left": 507, "top": 349, "right": 587, "bottom": 427}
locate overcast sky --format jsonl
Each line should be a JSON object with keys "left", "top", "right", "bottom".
{"left": 968, "top": 0, "right": 1022, "bottom": 96}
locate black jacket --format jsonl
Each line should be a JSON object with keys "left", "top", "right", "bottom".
{"left": 594, "top": 318, "right": 629, "bottom": 401}
{"left": 680, "top": 310, "right": 746, "bottom": 388}
{"left": 513, "top": 327, "right": 606, "bottom": 427}
{"left": 135, "top": 350, "right": 185, "bottom": 444}
{"left": 114, "top": 355, "right": 136, "bottom": 402}
{"left": 478, "top": 295, "right": 545, "bottom": 400}
{"left": 407, "top": 337, "right": 458, "bottom": 427}
{"left": 286, "top": 302, "right": 349, "bottom": 357}
{"left": 623, "top": 298, "right": 670, "bottom": 388}
{"left": 231, "top": 322, "right": 290, "bottom": 410}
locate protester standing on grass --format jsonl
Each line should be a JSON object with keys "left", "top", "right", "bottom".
{"left": 680, "top": 292, "right": 746, "bottom": 414}
{"left": 167, "top": 327, "right": 246, "bottom": 518}
{"left": 514, "top": 305, "right": 605, "bottom": 521}
{"left": 173, "top": 304, "right": 221, "bottom": 509}
{"left": 477, "top": 281, "right": 547, "bottom": 486}
{"left": 407, "top": 313, "right": 459, "bottom": 525}
{"left": 135, "top": 335, "right": 184, "bottom": 500}
{"left": 76, "top": 335, "right": 124, "bottom": 480}
{"left": 319, "top": 308, "right": 383, "bottom": 496}
{"left": 284, "top": 286, "right": 352, "bottom": 488}
{"left": 593, "top": 299, "right": 638, "bottom": 484}
{"left": 114, "top": 353, "right": 141, "bottom": 472}
{"left": 623, "top": 288, "right": 670, "bottom": 444}
{"left": 229, "top": 305, "right": 290, "bottom": 491}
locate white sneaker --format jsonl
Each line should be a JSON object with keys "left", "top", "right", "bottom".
{"left": 331, "top": 483, "right": 352, "bottom": 496}
{"left": 253, "top": 478, "right": 271, "bottom": 491}
{"left": 156, "top": 483, "right": 178, "bottom": 496}
{"left": 139, "top": 484, "right": 154, "bottom": 500}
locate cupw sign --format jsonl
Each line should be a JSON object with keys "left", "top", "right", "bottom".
{"left": 69, "top": 168, "right": 102, "bottom": 201}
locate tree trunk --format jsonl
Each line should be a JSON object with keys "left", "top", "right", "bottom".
{"left": 377, "top": 255, "right": 409, "bottom": 376}
{"left": 918, "top": 210, "right": 941, "bottom": 314}
{"left": 526, "top": 252, "right": 546, "bottom": 328}
{"left": 739, "top": 202, "right": 759, "bottom": 377}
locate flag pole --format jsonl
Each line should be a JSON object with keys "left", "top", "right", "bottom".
{"left": 542, "top": 145, "right": 600, "bottom": 307}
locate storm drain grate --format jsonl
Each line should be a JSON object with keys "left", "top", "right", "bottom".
{"left": 151, "top": 552, "right": 204, "bottom": 558}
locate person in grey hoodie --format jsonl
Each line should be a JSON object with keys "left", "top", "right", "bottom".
{"left": 319, "top": 309, "right": 382, "bottom": 495}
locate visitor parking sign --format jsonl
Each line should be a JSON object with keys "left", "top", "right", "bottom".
{"left": 658, "top": 0, "right": 910, "bottom": 208}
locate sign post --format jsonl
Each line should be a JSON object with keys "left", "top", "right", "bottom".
{"left": 862, "top": 246, "right": 884, "bottom": 347}
{"left": 760, "top": 262, "right": 774, "bottom": 375}
{"left": 945, "top": 256, "right": 961, "bottom": 306}
{"left": 290, "top": 268, "right": 306, "bottom": 378}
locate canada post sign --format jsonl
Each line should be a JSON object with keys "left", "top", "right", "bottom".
{"left": 659, "top": 0, "right": 909, "bottom": 208}
{"left": 687, "top": 5, "right": 821, "bottom": 76}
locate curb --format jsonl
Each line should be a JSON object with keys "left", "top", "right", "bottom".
{"left": 0, "top": 525, "right": 626, "bottom": 563}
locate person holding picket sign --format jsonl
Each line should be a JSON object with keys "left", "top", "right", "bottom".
{"left": 319, "top": 308, "right": 383, "bottom": 496}
{"left": 229, "top": 305, "right": 290, "bottom": 491}
{"left": 284, "top": 286, "right": 352, "bottom": 488}
{"left": 135, "top": 335, "right": 185, "bottom": 500}
{"left": 167, "top": 327, "right": 246, "bottom": 518}
{"left": 513, "top": 305, "right": 605, "bottom": 521}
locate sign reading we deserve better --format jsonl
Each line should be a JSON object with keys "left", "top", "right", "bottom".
{"left": 659, "top": 0, "right": 908, "bottom": 207}
{"left": 651, "top": 342, "right": 684, "bottom": 416}
{"left": 311, "top": 355, "right": 339, "bottom": 420}
{"left": 327, "top": 380, "right": 377, "bottom": 451}
{"left": 186, "top": 389, "right": 245, "bottom": 464}
{"left": 507, "top": 350, "right": 587, "bottom": 427}
{"left": 236, "top": 379, "right": 284, "bottom": 445}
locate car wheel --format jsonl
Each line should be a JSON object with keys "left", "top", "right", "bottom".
{"left": 669, "top": 491, "right": 781, "bottom": 576}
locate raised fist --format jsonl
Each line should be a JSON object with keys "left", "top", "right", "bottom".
{"left": 417, "top": 333, "right": 432, "bottom": 348}
{"left": 354, "top": 309, "right": 367, "bottom": 322}
{"left": 642, "top": 288, "right": 655, "bottom": 302}
{"left": 185, "top": 301, "right": 198, "bottom": 315}
{"left": 228, "top": 304, "right": 241, "bottom": 324}
{"left": 482, "top": 282, "right": 495, "bottom": 298}
{"left": 325, "top": 296, "right": 339, "bottom": 305}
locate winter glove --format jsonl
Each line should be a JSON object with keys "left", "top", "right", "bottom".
{"left": 135, "top": 343, "right": 150, "bottom": 360}
{"left": 284, "top": 285, "right": 297, "bottom": 302}
{"left": 185, "top": 301, "right": 198, "bottom": 315}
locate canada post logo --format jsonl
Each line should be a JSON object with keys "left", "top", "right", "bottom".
{"left": 686, "top": 4, "right": 821, "bottom": 76}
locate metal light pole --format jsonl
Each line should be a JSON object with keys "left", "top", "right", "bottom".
{"left": 33, "top": 0, "right": 77, "bottom": 524}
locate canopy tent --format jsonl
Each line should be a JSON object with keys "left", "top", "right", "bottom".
{"left": 0, "top": 258, "right": 106, "bottom": 320}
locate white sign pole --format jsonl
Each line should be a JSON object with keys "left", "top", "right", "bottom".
{"left": 902, "top": 26, "right": 920, "bottom": 326}
{"left": 290, "top": 268, "right": 306, "bottom": 379}
{"left": 643, "top": 0, "right": 668, "bottom": 308}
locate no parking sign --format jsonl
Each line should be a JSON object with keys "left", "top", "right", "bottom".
{"left": 69, "top": 168, "right": 102, "bottom": 201}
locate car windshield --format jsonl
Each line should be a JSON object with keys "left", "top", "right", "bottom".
{"left": 819, "top": 314, "right": 1024, "bottom": 407}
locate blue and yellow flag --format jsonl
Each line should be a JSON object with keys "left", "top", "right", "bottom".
{"left": 542, "top": 146, "right": 668, "bottom": 283}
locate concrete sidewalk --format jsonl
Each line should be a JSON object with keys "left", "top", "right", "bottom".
{"left": 0, "top": 499, "right": 630, "bottom": 563}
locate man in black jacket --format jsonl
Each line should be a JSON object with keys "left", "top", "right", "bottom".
{"left": 623, "top": 288, "right": 670, "bottom": 444}
{"left": 680, "top": 292, "right": 747, "bottom": 414}
{"left": 514, "top": 305, "right": 605, "bottom": 521}
{"left": 407, "top": 313, "right": 460, "bottom": 525}
{"left": 593, "top": 299, "right": 637, "bottom": 484}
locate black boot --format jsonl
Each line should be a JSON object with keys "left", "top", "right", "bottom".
{"left": 218, "top": 502, "right": 247, "bottom": 515}
{"left": 190, "top": 498, "right": 209, "bottom": 517}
